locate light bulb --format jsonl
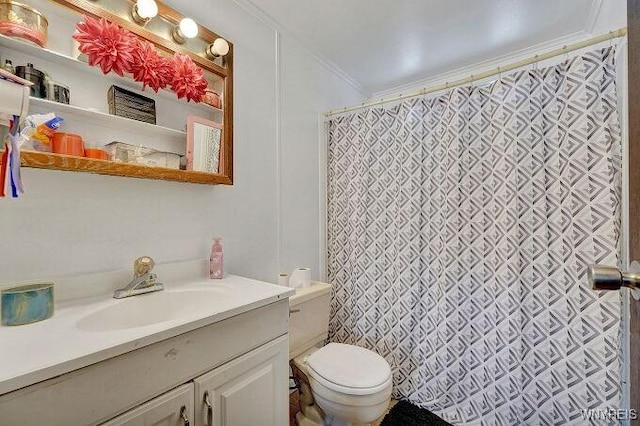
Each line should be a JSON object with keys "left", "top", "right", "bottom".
{"left": 206, "top": 38, "right": 230, "bottom": 59}
{"left": 131, "top": 0, "right": 158, "bottom": 24}
{"left": 136, "top": 0, "right": 158, "bottom": 19}
{"left": 213, "top": 38, "right": 229, "bottom": 56}
{"left": 179, "top": 18, "right": 198, "bottom": 39}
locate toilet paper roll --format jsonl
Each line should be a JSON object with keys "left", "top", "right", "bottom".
{"left": 289, "top": 267, "right": 311, "bottom": 288}
{"left": 277, "top": 273, "right": 289, "bottom": 287}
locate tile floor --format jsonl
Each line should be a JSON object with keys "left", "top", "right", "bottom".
{"left": 289, "top": 390, "right": 397, "bottom": 426}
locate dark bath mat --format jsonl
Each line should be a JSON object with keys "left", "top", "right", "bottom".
{"left": 380, "top": 400, "right": 452, "bottom": 426}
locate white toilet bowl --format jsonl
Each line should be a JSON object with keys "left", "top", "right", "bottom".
{"left": 289, "top": 283, "right": 392, "bottom": 425}
{"left": 296, "top": 343, "right": 392, "bottom": 425}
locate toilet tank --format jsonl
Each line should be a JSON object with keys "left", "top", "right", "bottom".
{"left": 289, "top": 282, "right": 332, "bottom": 359}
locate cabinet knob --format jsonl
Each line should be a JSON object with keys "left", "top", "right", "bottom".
{"left": 204, "top": 391, "right": 213, "bottom": 426}
{"left": 180, "top": 405, "right": 190, "bottom": 426}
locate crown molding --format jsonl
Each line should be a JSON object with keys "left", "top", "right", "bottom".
{"left": 231, "top": 0, "right": 365, "bottom": 95}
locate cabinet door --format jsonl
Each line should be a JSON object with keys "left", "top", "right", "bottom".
{"left": 194, "top": 335, "right": 289, "bottom": 426}
{"left": 101, "top": 383, "right": 194, "bottom": 426}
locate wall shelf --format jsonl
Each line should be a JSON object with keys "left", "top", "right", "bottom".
{"left": 29, "top": 97, "right": 187, "bottom": 139}
{"left": 3, "top": 151, "right": 231, "bottom": 185}
{"left": 0, "top": 33, "right": 223, "bottom": 113}
{"left": 3, "top": 33, "right": 224, "bottom": 155}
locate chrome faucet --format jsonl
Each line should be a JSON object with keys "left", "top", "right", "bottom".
{"left": 113, "top": 256, "right": 164, "bottom": 299}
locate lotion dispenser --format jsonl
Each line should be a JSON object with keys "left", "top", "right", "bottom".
{"left": 210, "top": 237, "right": 224, "bottom": 279}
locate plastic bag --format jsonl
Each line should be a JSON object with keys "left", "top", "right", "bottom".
{"left": 17, "top": 113, "right": 63, "bottom": 152}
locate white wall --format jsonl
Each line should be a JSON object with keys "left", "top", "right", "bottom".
{"left": 279, "top": 36, "right": 363, "bottom": 280}
{"left": 591, "top": 0, "right": 626, "bottom": 34}
{"left": 0, "top": 0, "right": 363, "bottom": 286}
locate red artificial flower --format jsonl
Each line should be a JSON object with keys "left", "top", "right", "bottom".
{"left": 73, "top": 16, "right": 136, "bottom": 76}
{"left": 169, "top": 53, "right": 208, "bottom": 102}
{"left": 130, "top": 40, "right": 172, "bottom": 92}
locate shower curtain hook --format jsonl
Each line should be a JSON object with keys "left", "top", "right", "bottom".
{"left": 563, "top": 45, "right": 569, "bottom": 62}
{"left": 533, "top": 55, "right": 539, "bottom": 72}
{"left": 609, "top": 31, "right": 614, "bottom": 48}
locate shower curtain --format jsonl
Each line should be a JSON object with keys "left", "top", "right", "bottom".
{"left": 327, "top": 47, "right": 622, "bottom": 425}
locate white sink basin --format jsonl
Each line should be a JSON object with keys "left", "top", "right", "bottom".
{"left": 76, "top": 288, "right": 232, "bottom": 331}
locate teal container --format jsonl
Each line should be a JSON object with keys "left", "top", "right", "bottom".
{"left": 1, "top": 283, "right": 54, "bottom": 326}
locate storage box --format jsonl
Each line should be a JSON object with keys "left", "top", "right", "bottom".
{"left": 107, "top": 85, "right": 156, "bottom": 125}
{"left": 105, "top": 142, "right": 180, "bottom": 169}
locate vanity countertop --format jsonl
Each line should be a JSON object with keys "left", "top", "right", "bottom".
{"left": 0, "top": 275, "right": 294, "bottom": 395}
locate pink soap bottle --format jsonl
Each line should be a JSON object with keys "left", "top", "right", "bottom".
{"left": 210, "top": 237, "right": 224, "bottom": 279}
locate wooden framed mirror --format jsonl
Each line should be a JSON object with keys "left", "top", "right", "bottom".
{"left": 0, "top": 0, "right": 233, "bottom": 185}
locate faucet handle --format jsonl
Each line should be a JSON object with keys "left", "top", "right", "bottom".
{"left": 133, "top": 256, "right": 155, "bottom": 276}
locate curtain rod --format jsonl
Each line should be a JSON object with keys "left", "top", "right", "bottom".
{"left": 325, "top": 27, "right": 628, "bottom": 117}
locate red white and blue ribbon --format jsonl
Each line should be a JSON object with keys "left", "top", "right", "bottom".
{"left": 1, "top": 115, "right": 23, "bottom": 198}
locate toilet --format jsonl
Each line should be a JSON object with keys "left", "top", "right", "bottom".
{"left": 289, "top": 282, "right": 392, "bottom": 426}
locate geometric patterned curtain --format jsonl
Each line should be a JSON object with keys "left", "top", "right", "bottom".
{"left": 327, "top": 47, "right": 622, "bottom": 425}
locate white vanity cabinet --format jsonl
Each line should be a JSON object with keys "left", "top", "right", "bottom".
{"left": 0, "top": 299, "right": 290, "bottom": 426}
{"left": 102, "top": 335, "right": 288, "bottom": 426}
{"left": 194, "top": 335, "right": 288, "bottom": 426}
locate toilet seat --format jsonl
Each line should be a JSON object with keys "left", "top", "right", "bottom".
{"left": 306, "top": 343, "right": 392, "bottom": 396}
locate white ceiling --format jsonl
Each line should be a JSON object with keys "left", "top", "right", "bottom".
{"left": 244, "top": 0, "right": 615, "bottom": 96}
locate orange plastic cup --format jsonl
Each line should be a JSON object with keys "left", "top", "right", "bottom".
{"left": 52, "top": 133, "right": 84, "bottom": 156}
{"left": 84, "top": 148, "right": 109, "bottom": 160}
